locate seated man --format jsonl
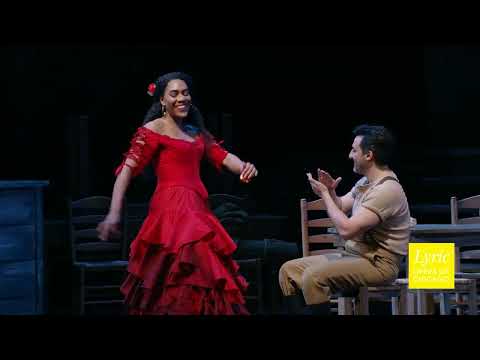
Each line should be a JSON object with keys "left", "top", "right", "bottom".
{"left": 279, "top": 124, "right": 411, "bottom": 315}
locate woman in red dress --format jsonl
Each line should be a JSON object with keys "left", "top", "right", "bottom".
{"left": 97, "top": 72, "right": 258, "bottom": 315}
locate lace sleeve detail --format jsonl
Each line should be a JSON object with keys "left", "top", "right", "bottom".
{"left": 114, "top": 127, "right": 158, "bottom": 177}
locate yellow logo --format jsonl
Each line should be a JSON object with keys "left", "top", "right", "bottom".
{"left": 408, "top": 243, "right": 455, "bottom": 289}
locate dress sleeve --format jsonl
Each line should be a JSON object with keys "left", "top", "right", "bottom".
{"left": 114, "top": 127, "right": 159, "bottom": 177}
{"left": 205, "top": 138, "right": 229, "bottom": 171}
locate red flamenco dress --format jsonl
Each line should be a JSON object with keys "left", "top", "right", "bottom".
{"left": 115, "top": 126, "right": 249, "bottom": 315}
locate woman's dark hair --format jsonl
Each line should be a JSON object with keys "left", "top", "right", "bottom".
{"left": 143, "top": 72, "right": 213, "bottom": 142}
{"left": 140, "top": 72, "right": 217, "bottom": 180}
{"left": 352, "top": 124, "right": 395, "bottom": 167}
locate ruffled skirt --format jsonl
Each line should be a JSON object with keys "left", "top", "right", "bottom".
{"left": 120, "top": 186, "right": 249, "bottom": 315}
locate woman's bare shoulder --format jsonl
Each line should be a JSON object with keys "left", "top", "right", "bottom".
{"left": 143, "top": 118, "right": 167, "bottom": 135}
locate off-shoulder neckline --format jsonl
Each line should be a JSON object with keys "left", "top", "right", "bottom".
{"left": 140, "top": 126, "right": 200, "bottom": 144}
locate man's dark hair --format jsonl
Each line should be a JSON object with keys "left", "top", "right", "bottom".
{"left": 352, "top": 125, "right": 395, "bottom": 167}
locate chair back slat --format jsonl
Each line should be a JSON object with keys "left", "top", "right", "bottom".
{"left": 301, "top": 198, "right": 342, "bottom": 257}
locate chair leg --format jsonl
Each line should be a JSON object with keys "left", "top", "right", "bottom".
{"left": 399, "top": 285, "right": 408, "bottom": 315}
{"left": 338, "top": 297, "right": 353, "bottom": 315}
{"left": 468, "top": 280, "right": 478, "bottom": 316}
{"left": 416, "top": 290, "right": 428, "bottom": 315}
{"left": 406, "top": 291, "right": 416, "bottom": 315}
{"left": 455, "top": 293, "right": 463, "bottom": 315}
{"left": 391, "top": 296, "right": 400, "bottom": 315}
{"left": 439, "top": 293, "right": 450, "bottom": 315}
{"left": 354, "top": 287, "right": 369, "bottom": 315}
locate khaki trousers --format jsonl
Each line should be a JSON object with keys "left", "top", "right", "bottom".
{"left": 279, "top": 247, "right": 403, "bottom": 304}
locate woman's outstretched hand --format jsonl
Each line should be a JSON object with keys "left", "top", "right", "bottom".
{"left": 96, "top": 213, "right": 121, "bottom": 241}
{"left": 240, "top": 162, "right": 258, "bottom": 184}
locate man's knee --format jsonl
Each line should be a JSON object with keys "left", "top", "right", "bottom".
{"left": 301, "top": 267, "right": 331, "bottom": 305}
{"left": 279, "top": 259, "right": 299, "bottom": 281}
{"left": 279, "top": 260, "right": 300, "bottom": 296}
{"left": 278, "top": 261, "right": 292, "bottom": 285}
{"left": 301, "top": 266, "right": 327, "bottom": 290}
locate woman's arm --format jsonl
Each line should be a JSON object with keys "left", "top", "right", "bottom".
{"left": 222, "top": 153, "right": 258, "bottom": 183}
{"left": 97, "top": 165, "right": 133, "bottom": 240}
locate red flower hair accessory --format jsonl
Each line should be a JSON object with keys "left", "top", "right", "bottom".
{"left": 147, "top": 83, "right": 156, "bottom": 96}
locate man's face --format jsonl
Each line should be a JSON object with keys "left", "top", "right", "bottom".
{"left": 348, "top": 136, "right": 371, "bottom": 175}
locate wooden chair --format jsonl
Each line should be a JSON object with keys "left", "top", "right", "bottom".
{"left": 413, "top": 279, "right": 478, "bottom": 315}
{"left": 451, "top": 195, "right": 480, "bottom": 269}
{"left": 300, "top": 198, "right": 351, "bottom": 314}
{"left": 400, "top": 198, "right": 480, "bottom": 316}
{"left": 449, "top": 195, "right": 480, "bottom": 315}
{"left": 301, "top": 198, "right": 410, "bottom": 315}
{"left": 357, "top": 208, "right": 478, "bottom": 316}
{"left": 68, "top": 196, "right": 129, "bottom": 315}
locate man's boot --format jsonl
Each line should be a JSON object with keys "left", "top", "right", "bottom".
{"left": 283, "top": 294, "right": 306, "bottom": 314}
{"left": 305, "top": 302, "right": 331, "bottom": 315}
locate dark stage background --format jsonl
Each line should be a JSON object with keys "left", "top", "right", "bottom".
{"left": 2, "top": 45, "right": 479, "bottom": 221}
